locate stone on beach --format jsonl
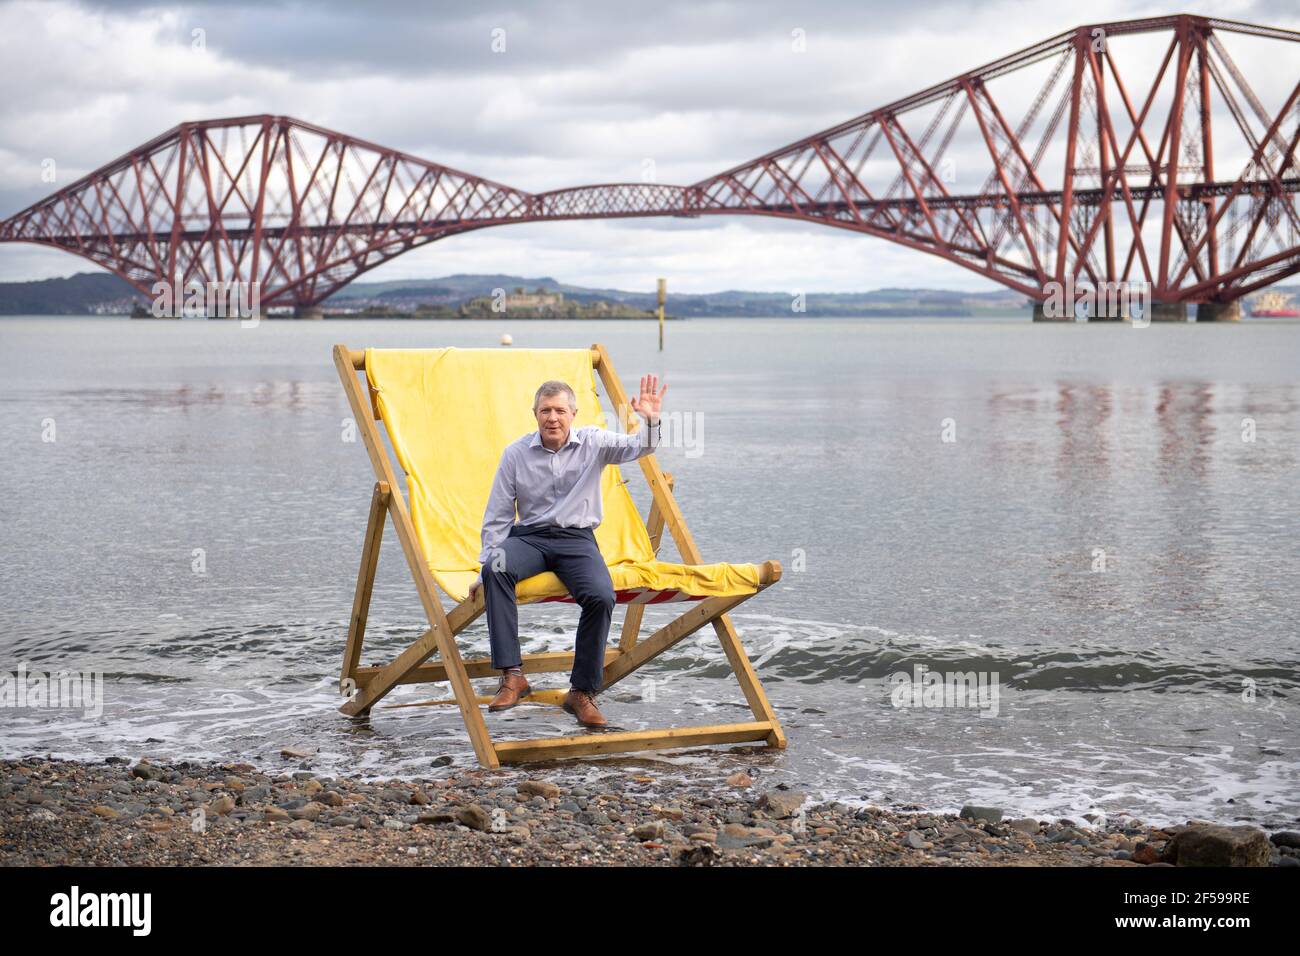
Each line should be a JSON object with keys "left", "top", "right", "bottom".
{"left": 416, "top": 810, "right": 456, "bottom": 825}
{"left": 1165, "top": 823, "right": 1271, "bottom": 867}
{"left": 959, "top": 805, "right": 1003, "bottom": 824}
{"left": 755, "top": 790, "right": 806, "bottom": 819}
{"left": 207, "top": 794, "right": 236, "bottom": 816}
{"left": 633, "top": 821, "right": 665, "bottom": 841}
{"left": 456, "top": 803, "right": 493, "bottom": 831}
{"left": 517, "top": 780, "right": 561, "bottom": 800}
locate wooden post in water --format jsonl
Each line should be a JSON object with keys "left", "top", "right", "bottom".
{"left": 657, "top": 277, "right": 666, "bottom": 351}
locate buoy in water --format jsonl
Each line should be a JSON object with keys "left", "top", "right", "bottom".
{"left": 500, "top": 333, "right": 513, "bottom": 346}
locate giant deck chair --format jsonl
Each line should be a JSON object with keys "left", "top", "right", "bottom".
{"left": 332, "top": 343, "right": 785, "bottom": 767}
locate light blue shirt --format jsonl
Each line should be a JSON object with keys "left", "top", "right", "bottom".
{"left": 478, "top": 420, "right": 661, "bottom": 566}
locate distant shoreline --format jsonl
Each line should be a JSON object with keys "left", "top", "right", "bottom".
{"left": 5, "top": 271, "right": 1296, "bottom": 320}
{"left": 121, "top": 312, "right": 682, "bottom": 321}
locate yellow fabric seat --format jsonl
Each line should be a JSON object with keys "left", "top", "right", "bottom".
{"left": 363, "top": 346, "right": 765, "bottom": 605}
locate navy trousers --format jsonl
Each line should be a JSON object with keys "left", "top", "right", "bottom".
{"left": 482, "top": 522, "right": 616, "bottom": 693}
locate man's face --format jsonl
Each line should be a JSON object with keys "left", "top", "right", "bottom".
{"left": 534, "top": 392, "right": 575, "bottom": 442}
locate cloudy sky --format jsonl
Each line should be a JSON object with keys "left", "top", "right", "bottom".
{"left": 0, "top": 0, "right": 1296, "bottom": 294}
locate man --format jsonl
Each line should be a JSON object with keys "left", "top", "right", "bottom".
{"left": 468, "top": 374, "right": 666, "bottom": 727}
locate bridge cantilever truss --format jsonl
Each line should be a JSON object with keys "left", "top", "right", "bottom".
{"left": 2, "top": 13, "right": 1297, "bottom": 307}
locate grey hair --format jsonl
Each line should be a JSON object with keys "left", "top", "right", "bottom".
{"left": 533, "top": 380, "right": 577, "bottom": 412}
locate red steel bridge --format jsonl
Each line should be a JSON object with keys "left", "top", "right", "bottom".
{"left": 1, "top": 13, "right": 1297, "bottom": 313}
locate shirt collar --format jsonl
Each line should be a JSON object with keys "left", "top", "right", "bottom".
{"left": 529, "top": 426, "right": 584, "bottom": 449}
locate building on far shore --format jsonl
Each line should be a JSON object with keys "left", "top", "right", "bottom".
{"left": 455, "top": 286, "right": 663, "bottom": 319}
{"left": 503, "top": 286, "right": 563, "bottom": 311}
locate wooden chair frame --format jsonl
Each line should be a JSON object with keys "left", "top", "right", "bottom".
{"left": 332, "top": 342, "right": 786, "bottom": 767}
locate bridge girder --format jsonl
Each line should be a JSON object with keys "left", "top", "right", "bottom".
{"left": 2, "top": 14, "right": 1298, "bottom": 306}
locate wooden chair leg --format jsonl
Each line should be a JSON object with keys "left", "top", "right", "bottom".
{"left": 712, "top": 613, "right": 787, "bottom": 749}
{"left": 341, "top": 481, "right": 389, "bottom": 691}
{"left": 619, "top": 472, "right": 674, "bottom": 653}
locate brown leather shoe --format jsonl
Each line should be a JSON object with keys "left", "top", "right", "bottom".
{"left": 562, "top": 688, "right": 607, "bottom": 727}
{"left": 488, "top": 672, "right": 531, "bottom": 711}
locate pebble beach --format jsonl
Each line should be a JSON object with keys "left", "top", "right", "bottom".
{"left": 3, "top": 757, "right": 1296, "bottom": 867}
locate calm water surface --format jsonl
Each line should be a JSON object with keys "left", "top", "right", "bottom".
{"left": 1, "top": 315, "right": 1296, "bottom": 827}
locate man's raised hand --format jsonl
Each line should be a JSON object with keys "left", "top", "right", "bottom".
{"left": 629, "top": 373, "right": 666, "bottom": 423}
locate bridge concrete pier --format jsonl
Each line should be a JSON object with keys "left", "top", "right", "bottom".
{"left": 1088, "top": 307, "right": 1125, "bottom": 322}
{"left": 1032, "top": 303, "right": 1074, "bottom": 322}
{"left": 1119, "top": 300, "right": 1188, "bottom": 322}
{"left": 293, "top": 306, "right": 325, "bottom": 319}
{"left": 1148, "top": 301, "right": 1189, "bottom": 322}
{"left": 1033, "top": 300, "right": 1193, "bottom": 322}
{"left": 1196, "top": 302, "right": 1242, "bottom": 322}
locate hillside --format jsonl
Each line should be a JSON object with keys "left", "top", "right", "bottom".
{"left": 2, "top": 271, "right": 1295, "bottom": 318}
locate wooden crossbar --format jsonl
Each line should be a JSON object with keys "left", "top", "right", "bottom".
{"left": 332, "top": 342, "right": 787, "bottom": 767}
{"left": 348, "top": 347, "right": 602, "bottom": 370}
{"left": 353, "top": 649, "right": 626, "bottom": 687}
{"left": 493, "top": 722, "right": 775, "bottom": 762}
